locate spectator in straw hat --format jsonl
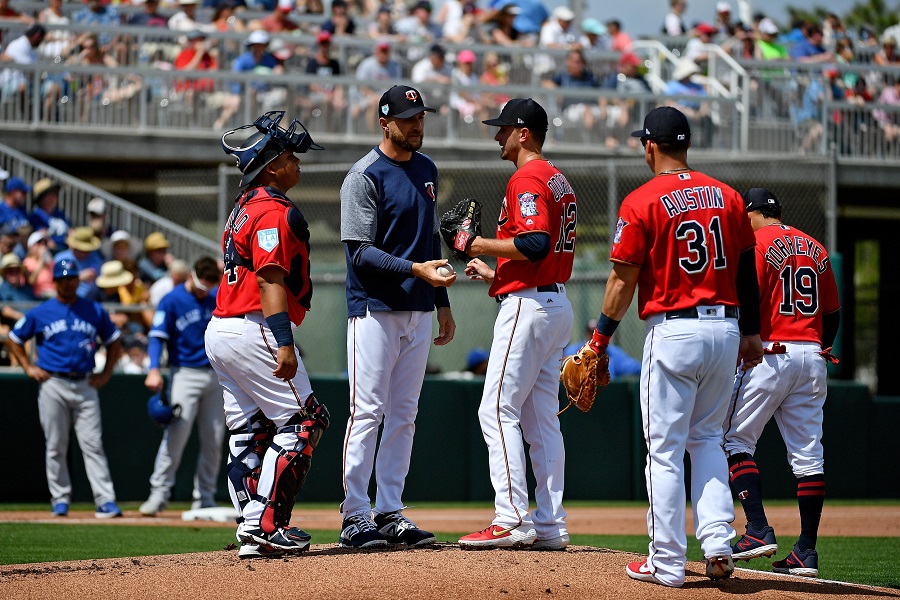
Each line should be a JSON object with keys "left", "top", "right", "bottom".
{"left": 0, "top": 253, "right": 35, "bottom": 302}
{"left": 56, "top": 226, "right": 103, "bottom": 299}
{"left": 139, "top": 232, "right": 173, "bottom": 285}
{"left": 23, "top": 230, "right": 56, "bottom": 299}
{"left": 97, "top": 259, "right": 150, "bottom": 332}
{"left": 28, "top": 178, "right": 70, "bottom": 252}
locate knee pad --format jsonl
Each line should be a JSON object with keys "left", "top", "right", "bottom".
{"left": 226, "top": 413, "right": 275, "bottom": 516}
{"left": 285, "top": 394, "right": 330, "bottom": 457}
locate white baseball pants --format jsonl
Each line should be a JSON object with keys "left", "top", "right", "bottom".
{"left": 479, "top": 287, "right": 573, "bottom": 540}
{"left": 724, "top": 341, "right": 827, "bottom": 477}
{"left": 640, "top": 310, "right": 739, "bottom": 587}
{"left": 342, "top": 309, "right": 431, "bottom": 518}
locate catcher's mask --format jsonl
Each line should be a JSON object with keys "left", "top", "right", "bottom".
{"left": 221, "top": 111, "right": 324, "bottom": 187}
{"left": 147, "top": 389, "right": 181, "bottom": 427}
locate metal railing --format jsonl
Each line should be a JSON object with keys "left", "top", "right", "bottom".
{"left": 0, "top": 142, "right": 220, "bottom": 261}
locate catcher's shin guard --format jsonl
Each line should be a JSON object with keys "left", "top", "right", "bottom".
{"left": 258, "top": 395, "right": 330, "bottom": 532}
{"left": 227, "top": 412, "right": 276, "bottom": 519}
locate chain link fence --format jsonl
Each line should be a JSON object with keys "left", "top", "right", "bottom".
{"left": 142, "top": 155, "right": 833, "bottom": 374}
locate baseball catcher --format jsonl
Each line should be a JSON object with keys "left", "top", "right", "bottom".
{"left": 559, "top": 331, "right": 611, "bottom": 414}
{"left": 440, "top": 198, "right": 482, "bottom": 261}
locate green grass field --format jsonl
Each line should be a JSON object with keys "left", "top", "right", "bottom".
{"left": 1, "top": 503, "right": 897, "bottom": 590}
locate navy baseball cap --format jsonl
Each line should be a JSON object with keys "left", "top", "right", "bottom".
{"left": 631, "top": 106, "right": 691, "bottom": 144}
{"left": 53, "top": 258, "right": 81, "bottom": 279}
{"left": 4, "top": 176, "right": 29, "bottom": 194}
{"left": 378, "top": 85, "right": 435, "bottom": 119}
{"left": 744, "top": 187, "right": 781, "bottom": 212}
{"left": 483, "top": 98, "right": 548, "bottom": 132}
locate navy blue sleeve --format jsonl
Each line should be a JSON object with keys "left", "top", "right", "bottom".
{"left": 347, "top": 241, "right": 414, "bottom": 275}
{"left": 513, "top": 232, "right": 551, "bottom": 262}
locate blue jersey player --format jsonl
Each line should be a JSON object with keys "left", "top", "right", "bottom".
{"left": 139, "top": 256, "right": 224, "bottom": 516}
{"left": 338, "top": 85, "right": 456, "bottom": 548}
{"left": 6, "top": 258, "right": 124, "bottom": 518}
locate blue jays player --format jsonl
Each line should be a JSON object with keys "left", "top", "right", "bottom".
{"left": 339, "top": 85, "right": 456, "bottom": 548}
{"left": 139, "top": 256, "right": 224, "bottom": 516}
{"left": 5, "top": 258, "right": 124, "bottom": 518}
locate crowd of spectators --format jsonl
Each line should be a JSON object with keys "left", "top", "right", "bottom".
{"left": 1, "top": 1, "right": 900, "bottom": 148}
{"left": 0, "top": 170, "right": 190, "bottom": 372}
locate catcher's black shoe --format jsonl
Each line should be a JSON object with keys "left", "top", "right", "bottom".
{"left": 732, "top": 525, "right": 778, "bottom": 561}
{"left": 374, "top": 510, "right": 436, "bottom": 546}
{"left": 240, "top": 526, "right": 311, "bottom": 553}
{"left": 772, "top": 545, "right": 818, "bottom": 577}
{"left": 339, "top": 513, "right": 389, "bottom": 548}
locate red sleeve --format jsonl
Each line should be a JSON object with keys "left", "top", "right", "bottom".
{"left": 249, "top": 209, "right": 292, "bottom": 274}
{"left": 609, "top": 196, "right": 646, "bottom": 266}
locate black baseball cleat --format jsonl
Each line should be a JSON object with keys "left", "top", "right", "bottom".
{"left": 374, "top": 510, "right": 436, "bottom": 546}
{"left": 239, "top": 526, "right": 311, "bottom": 553}
{"left": 732, "top": 525, "right": 778, "bottom": 561}
{"left": 772, "top": 545, "right": 818, "bottom": 577}
{"left": 339, "top": 513, "right": 389, "bottom": 548}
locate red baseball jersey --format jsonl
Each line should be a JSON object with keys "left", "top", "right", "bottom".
{"left": 214, "top": 187, "right": 313, "bottom": 326}
{"left": 610, "top": 170, "right": 756, "bottom": 319}
{"left": 489, "top": 159, "right": 576, "bottom": 297}
{"left": 754, "top": 223, "right": 840, "bottom": 343}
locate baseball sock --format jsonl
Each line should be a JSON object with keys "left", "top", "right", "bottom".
{"left": 728, "top": 453, "right": 768, "bottom": 530}
{"left": 796, "top": 474, "right": 825, "bottom": 552}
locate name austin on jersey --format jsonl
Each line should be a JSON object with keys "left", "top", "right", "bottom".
{"left": 658, "top": 185, "right": 725, "bottom": 217}
{"left": 764, "top": 231, "right": 829, "bottom": 273}
{"left": 42, "top": 318, "right": 97, "bottom": 340}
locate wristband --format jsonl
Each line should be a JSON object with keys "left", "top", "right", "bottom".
{"left": 596, "top": 313, "right": 620, "bottom": 336}
{"left": 265, "top": 311, "right": 294, "bottom": 348}
{"left": 589, "top": 330, "right": 611, "bottom": 354}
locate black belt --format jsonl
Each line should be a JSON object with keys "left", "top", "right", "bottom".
{"left": 496, "top": 283, "right": 561, "bottom": 303}
{"left": 665, "top": 306, "right": 739, "bottom": 319}
{"left": 48, "top": 372, "right": 89, "bottom": 381}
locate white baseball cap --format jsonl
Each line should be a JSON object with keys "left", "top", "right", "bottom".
{"left": 758, "top": 18, "right": 778, "bottom": 35}
{"left": 552, "top": 6, "right": 575, "bottom": 21}
{"left": 110, "top": 230, "right": 131, "bottom": 245}
{"left": 245, "top": 30, "right": 271, "bottom": 46}
{"left": 27, "top": 230, "right": 48, "bottom": 249}
{"left": 716, "top": 1, "right": 731, "bottom": 13}
{"left": 88, "top": 197, "right": 106, "bottom": 215}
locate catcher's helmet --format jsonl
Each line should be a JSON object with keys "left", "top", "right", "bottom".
{"left": 53, "top": 258, "right": 81, "bottom": 280}
{"left": 221, "top": 111, "right": 324, "bottom": 187}
{"left": 147, "top": 390, "right": 181, "bottom": 427}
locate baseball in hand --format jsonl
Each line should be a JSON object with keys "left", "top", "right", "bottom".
{"left": 437, "top": 264, "right": 455, "bottom": 277}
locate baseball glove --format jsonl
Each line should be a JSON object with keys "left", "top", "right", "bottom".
{"left": 440, "top": 198, "right": 482, "bottom": 261}
{"left": 558, "top": 345, "right": 611, "bottom": 414}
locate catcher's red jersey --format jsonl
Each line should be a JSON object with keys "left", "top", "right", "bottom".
{"left": 214, "top": 186, "right": 313, "bottom": 325}
{"left": 610, "top": 170, "right": 755, "bottom": 319}
{"left": 754, "top": 223, "right": 840, "bottom": 342}
{"left": 489, "top": 159, "right": 576, "bottom": 297}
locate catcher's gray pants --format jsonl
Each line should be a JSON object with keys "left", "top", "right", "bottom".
{"left": 38, "top": 376, "right": 117, "bottom": 506}
{"left": 147, "top": 366, "right": 224, "bottom": 506}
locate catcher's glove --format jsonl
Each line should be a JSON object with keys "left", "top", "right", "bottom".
{"left": 559, "top": 344, "right": 611, "bottom": 414}
{"left": 440, "top": 198, "right": 482, "bottom": 261}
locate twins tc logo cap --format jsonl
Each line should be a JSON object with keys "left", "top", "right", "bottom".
{"left": 378, "top": 85, "right": 436, "bottom": 119}
{"left": 743, "top": 187, "right": 782, "bottom": 212}
{"left": 631, "top": 106, "right": 691, "bottom": 144}
{"left": 483, "top": 98, "right": 549, "bottom": 133}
